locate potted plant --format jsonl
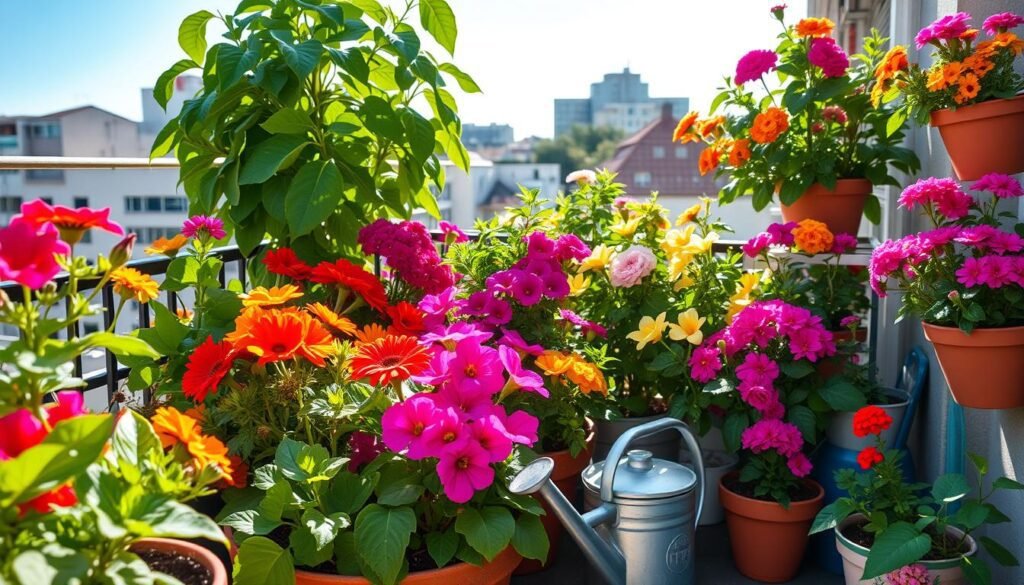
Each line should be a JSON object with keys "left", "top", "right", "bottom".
{"left": 690, "top": 299, "right": 847, "bottom": 582}
{"left": 154, "top": 0, "right": 478, "bottom": 259}
{"left": 811, "top": 407, "right": 1021, "bottom": 585}
{"left": 878, "top": 11, "right": 1024, "bottom": 180}
{"left": 869, "top": 174, "right": 1024, "bottom": 409}
{"left": 676, "top": 7, "right": 920, "bottom": 235}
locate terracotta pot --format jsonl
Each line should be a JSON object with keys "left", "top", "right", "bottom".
{"left": 826, "top": 388, "right": 909, "bottom": 451}
{"left": 514, "top": 428, "right": 595, "bottom": 574}
{"left": 780, "top": 179, "right": 872, "bottom": 236}
{"left": 295, "top": 546, "right": 520, "bottom": 585}
{"left": 921, "top": 322, "right": 1024, "bottom": 409}
{"left": 930, "top": 94, "right": 1024, "bottom": 180}
{"left": 719, "top": 472, "right": 824, "bottom": 583}
{"left": 836, "top": 514, "right": 976, "bottom": 585}
{"left": 131, "top": 537, "right": 229, "bottom": 585}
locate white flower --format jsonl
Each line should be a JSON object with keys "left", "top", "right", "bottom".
{"left": 565, "top": 169, "right": 597, "bottom": 185}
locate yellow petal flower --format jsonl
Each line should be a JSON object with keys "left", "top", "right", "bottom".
{"left": 675, "top": 202, "right": 703, "bottom": 226}
{"left": 625, "top": 312, "right": 668, "bottom": 350}
{"left": 734, "top": 272, "right": 761, "bottom": 299}
{"left": 568, "top": 273, "right": 591, "bottom": 296}
{"left": 661, "top": 225, "right": 697, "bottom": 256}
{"left": 579, "top": 244, "right": 614, "bottom": 273}
{"left": 667, "top": 253, "right": 694, "bottom": 282}
{"left": 240, "top": 284, "right": 304, "bottom": 308}
{"left": 726, "top": 298, "right": 751, "bottom": 324}
{"left": 610, "top": 217, "right": 641, "bottom": 237}
{"left": 673, "top": 275, "right": 695, "bottom": 291}
{"left": 668, "top": 308, "right": 706, "bottom": 345}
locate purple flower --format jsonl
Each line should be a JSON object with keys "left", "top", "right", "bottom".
{"left": 983, "top": 12, "right": 1024, "bottom": 35}
{"left": 808, "top": 38, "right": 849, "bottom": 78}
{"left": 523, "top": 231, "right": 556, "bottom": 257}
{"left": 767, "top": 222, "right": 798, "bottom": 246}
{"left": 182, "top": 215, "right": 226, "bottom": 240}
{"left": 555, "top": 234, "right": 591, "bottom": 262}
{"left": 971, "top": 173, "right": 1023, "bottom": 199}
{"left": 498, "top": 345, "right": 549, "bottom": 397}
{"left": 498, "top": 329, "right": 545, "bottom": 356}
{"left": 542, "top": 271, "right": 570, "bottom": 299}
{"left": 484, "top": 296, "right": 513, "bottom": 326}
{"left": 735, "top": 50, "right": 778, "bottom": 85}
{"left": 511, "top": 273, "right": 544, "bottom": 306}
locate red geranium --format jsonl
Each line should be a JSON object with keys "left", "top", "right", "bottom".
{"left": 386, "top": 301, "right": 426, "bottom": 336}
{"left": 14, "top": 199, "right": 124, "bottom": 245}
{"left": 857, "top": 446, "right": 885, "bottom": 470}
{"left": 852, "top": 405, "right": 893, "bottom": 438}
{"left": 310, "top": 259, "right": 389, "bottom": 311}
{"left": 263, "top": 247, "right": 314, "bottom": 281}
{"left": 182, "top": 336, "right": 236, "bottom": 402}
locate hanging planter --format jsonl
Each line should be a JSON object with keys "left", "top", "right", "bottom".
{"left": 131, "top": 538, "right": 229, "bottom": 585}
{"left": 922, "top": 323, "right": 1024, "bottom": 409}
{"left": 780, "top": 179, "right": 872, "bottom": 237}
{"left": 930, "top": 95, "right": 1024, "bottom": 181}
{"left": 295, "top": 547, "right": 521, "bottom": 585}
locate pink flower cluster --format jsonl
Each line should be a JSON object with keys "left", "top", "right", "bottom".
{"left": 743, "top": 222, "right": 855, "bottom": 257}
{"left": 741, "top": 419, "right": 812, "bottom": 477}
{"left": 955, "top": 256, "right": 1024, "bottom": 289}
{"left": 868, "top": 227, "right": 960, "bottom": 295}
{"left": 439, "top": 221, "right": 469, "bottom": 244}
{"left": 886, "top": 564, "right": 931, "bottom": 585}
{"left": 609, "top": 245, "right": 657, "bottom": 288}
{"left": 954, "top": 225, "right": 1024, "bottom": 254}
{"left": 0, "top": 217, "right": 70, "bottom": 289}
{"left": 560, "top": 309, "right": 608, "bottom": 338}
{"left": 182, "top": 215, "right": 226, "bottom": 240}
{"left": 358, "top": 219, "right": 457, "bottom": 294}
{"left": 897, "top": 177, "right": 973, "bottom": 220}
{"left": 915, "top": 12, "right": 971, "bottom": 48}
{"left": 822, "top": 105, "right": 848, "bottom": 125}
{"left": 735, "top": 49, "right": 778, "bottom": 85}
{"left": 983, "top": 12, "right": 1024, "bottom": 35}
{"left": 382, "top": 336, "right": 542, "bottom": 503}
{"left": 808, "top": 38, "right": 849, "bottom": 78}
{"left": 972, "top": 173, "right": 1024, "bottom": 199}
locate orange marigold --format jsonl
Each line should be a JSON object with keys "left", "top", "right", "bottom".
{"left": 672, "top": 111, "right": 699, "bottom": 143}
{"left": 152, "top": 406, "right": 199, "bottom": 449}
{"left": 240, "top": 284, "right": 304, "bottom": 308}
{"left": 875, "top": 46, "right": 909, "bottom": 80}
{"left": 728, "top": 138, "right": 752, "bottom": 168}
{"left": 750, "top": 107, "right": 790, "bottom": 144}
{"left": 926, "top": 68, "right": 947, "bottom": 92}
{"left": 144, "top": 234, "right": 189, "bottom": 257}
{"left": 792, "top": 219, "right": 835, "bottom": 255}
{"left": 111, "top": 267, "right": 159, "bottom": 303}
{"left": 535, "top": 350, "right": 573, "bottom": 376}
{"left": 941, "top": 62, "right": 963, "bottom": 86}
{"left": 993, "top": 32, "right": 1024, "bottom": 55}
{"left": 963, "top": 54, "right": 995, "bottom": 77}
{"left": 565, "top": 356, "right": 608, "bottom": 395}
{"left": 349, "top": 334, "right": 433, "bottom": 386}
{"left": 795, "top": 17, "right": 834, "bottom": 38}
{"left": 698, "top": 146, "right": 722, "bottom": 176}
{"left": 306, "top": 302, "right": 357, "bottom": 337}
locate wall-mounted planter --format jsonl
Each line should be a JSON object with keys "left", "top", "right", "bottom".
{"left": 922, "top": 323, "right": 1024, "bottom": 409}
{"left": 930, "top": 94, "right": 1024, "bottom": 181}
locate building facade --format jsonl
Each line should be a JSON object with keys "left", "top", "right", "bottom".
{"left": 461, "top": 123, "right": 515, "bottom": 150}
{"left": 553, "top": 68, "right": 689, "bottom": 137}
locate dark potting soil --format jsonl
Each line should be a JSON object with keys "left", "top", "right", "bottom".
{"left": 841, "top": 520, "right": 972, "bottom": 560}
{"left": 136, "top": 548, "right": 213, "bottom": 585}
{"left": 272, "top": 525, "right": 443, "bottom": 576}
{"left": 722, "top": 474, "right": 819, "bottom": 503}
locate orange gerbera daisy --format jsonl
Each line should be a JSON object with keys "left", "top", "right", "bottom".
{"left": 672, "top": 111, "right": 699, "bottom": 143}
{"left": 354, "top": 323, "right": 389, "bottom": 345}
{"left": 386, "top": 301, "right": 426, "bottom": 336}
{"left": 698, "top": 146, "right": 722, "bottom": 176}
{"left": 795, "top": 17, "right": 834, "bottom": 38}
{"left": 349, "top": 334, "right": 433, "bottom": 386}
{"left": 963, "top": 54, "right": 994, "bottom": 76}
{"left": 728, "top": 138, "right": 752, "bottom": 167}
{"left": 955, "top": 73, "right": 980, "bottom": 104}
{"left": 240, "top": 284, "right": 304, "bottom": 308}
{"left": 182, "top": 336, "right": 235, "bottom": 403}
{"left": 236, "top": 308, "right": 335, "bottom": 366}
{"left": 750, "top": 107, "right": 789, "bottom": 144}
{"left": 306, "top": 302, "right": 358, "bottom": 337}
{"left": 152, "top": 406, "right": 200, "bottom": 449}
{"left": 299, "top": 317, "right": 338, "bottom": 367}
{"left": 535, "top": 350, "right": 573, "bottom": 376}
{"left": 144, "top": 234, "right": 189, "bottom": 257}
{"left": 110, "top": 267, "right": 159, "bottom": 303}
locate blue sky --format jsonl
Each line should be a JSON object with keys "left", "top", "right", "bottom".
{"left": 0, "top": 0, "right": 805, "bottom": 138}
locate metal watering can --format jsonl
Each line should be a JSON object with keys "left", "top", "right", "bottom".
{"left": 510, "top": 418, "right": 704, "bottom": 585}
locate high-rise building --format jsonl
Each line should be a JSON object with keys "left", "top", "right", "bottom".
{"left": 553, "top": 68, "right": 689, "bottom": 136}
{"left": 461, "top": 123, "right": 515, "bottom": 150}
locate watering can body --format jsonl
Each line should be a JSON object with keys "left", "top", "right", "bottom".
{"left": 510, "top": 418, "right": 704, "bottom": 585}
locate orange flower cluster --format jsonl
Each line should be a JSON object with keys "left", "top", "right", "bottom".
{"left": 349, "top": 334, "right": 433, "bottom": 386}
{"left": 151, "top": 406, "right": 236, "bottom": 482}
{"left": 698, "top": 146, "right": 722, "bottom": 176}
{"left": 792, "top": 219, "right": 835, "bottom": 254}
{"left": 795, "top": 17, "right": 834, "bottom": 38}
{"left": 111, "top": 267, "right": 159, "bottom": 303}
{"left": 750, "top": 107, "right": 790, "bottom": 144}
{"left": 672, "top": 112, "right": 699, "bottom": 143}
{"left": 306, "top": 302, "right": 358, "bottom": 337}
{"left": 871, "top": 46, "right": 909, "bottom": 107}
{"left": 226, "top": 306, "right": 337, "bottom": 367}
{"left": 925, "top": 32, "right": 1023, "bottom": 104}
{"left": 535, "top": 350, "right": 608, "bottom": 395}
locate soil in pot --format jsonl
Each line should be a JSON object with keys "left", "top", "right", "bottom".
{"left": 137, "top": 549, "right": 214, "bottom": 585}
{"left": 721, "top": 474, "right": 820, "bottom": 503}
{"left": 841, "top": 521, "right": 971, "bottom": 561}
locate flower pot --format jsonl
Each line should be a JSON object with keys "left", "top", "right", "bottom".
{"left": 826, "top": 388, "right": 909, "bottom": 451}
{"left": 514, "top": 428, "right": 595, "bottom": 574}
{"left": 930, "top": 94, "right": 1024, "bottom": 180}
{"left": 719, "top": 472, "right": 824, "bottom": 583}
{"left": 780, "top": 179, "right": 872, "bottom": 236}
{"left": 835, "top": 514, "right": 976, "bottom": 585}
{"left": 680, "top": 448, "right": 737, "bottom": 525}
{"left": 921, "top": 323, "right": 1024, "bottom": 409}
{"left": 592, "top": 414, "right": 679, "bottom": 463}
{"left": 295, "top": 546, "right": 521, "bottom": 585}
{"left": 131, "top": 537, "right": 229, "bottom": 585}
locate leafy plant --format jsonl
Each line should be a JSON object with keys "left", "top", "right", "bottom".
{"left": 154, "top": 0, "right": 479, "bottom": 261}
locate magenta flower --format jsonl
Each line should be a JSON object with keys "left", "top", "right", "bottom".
{"left": 381, "top": 394, "right": 439, "bottom": 460}
{"left": 469, "top": 415, "right": 514, "bottom": 463}
{"left": 886, "top": 563, "right": 931, "bottom": 585}
{"left": 486, "top": 269, "right": 519, "bottom": 294}
{"left": 767, "top": 222, "right": 798, "bottom": 246}
{"left": 432, "top": 381, "right": 494, "bottom": 418}
{"left": 484, "top": 296, "right": 513, "bottom": 326}
{"left": 0, "top": 217, "right": 71, "bottom": 290}
{"left": 421, "top": 407, "right": 469, "bottom": 456}
{"left": 897, "top": 177, "right": 973, "bottom": 219}
{"left": 555, "top": 234, "right": 591, "bottom": 262}
{"left": 420, "top": 323, "right": 492, "bottom": 352}
{"left": 511, "top": 273, "right": 544, "bottom": 306}
{"left": 840, "top": 315, "right": 861, "bottom": 328}
{"left": 521, "top": 257, "right": 554, "bottom": 278}
{"left": 787, "top": 453, "right": 813, "bottom": 477}
{"left": 738, "top": 382, "right": 781, "bottom": 415}
{"left": 182, "top": 215, "right": 226, "bottom": 240}
{"left": 972, "top": 173, "right": 1024, "bottom": 199}
{"left": 439, "top": 221, "right": 469, "bottom": 244}
{"left": 492, "top": 408, "right": 539, "bottom": 445}
{"left": 808, "top": 38, "right": 849, "bottom": 78}
{"left": 347, "top": 431, "right": 385, "bottom": 472}
{"left": 418, "top": 286, "right": 459, "bottom": 330}
{"left": 0, "top": 391, "right": 86, "bottom": 459}
{"left": 437, "top": 440, "right": 494, "bottom": 503}
{"left": 916, "top": 12, "right": 971, "bottom": 47}
{"left": 790, "top": 328, "right": 828, "bottom": 362}
{"left": 542, "top": 271, "right": 571, "bottom": 299}
{"left": 689, "top": 346, "right": 723, "bottom": 383}
{"left": 609, "top": 245, "right": 657, "bottom": 288}
{"left": 831, "top": 233, "right": 858, "bottom": 255}
{"left": 735, "top": 49, "right": 778, "bottom": 85}
{"left": 359, "top": 219, "right": 456, "bottom": 294}
{"left": 463, "top": 291, "right": 491, "bottom": 316}
{"left": 498, "top": 329, "right": 545, "bottom": 356}
{"left": 983, "top": 12, "right": 1024, "bottom": 35}
{"left": 742, "top": 232, "right": 773, "bottom": 258}
{"left": 498, "top": 346, "right": 548, "bottom": 397}
{"left": 736, "top": 353, "right": 780, "bottom": 387}
{"left": 821, "top": 105, "right": 848, "bottom": 124}
{"left": 741, "top": 418, "right": 804, "bottom": 457}
{"left": 447, "top": 340, "right": 505, "bottom": 396}
{"left": 523, "top": 231, "right": 556, "bottom": 257}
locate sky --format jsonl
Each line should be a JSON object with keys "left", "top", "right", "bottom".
{"left": 0, "top": 0, "right": 806, "bottom": 139}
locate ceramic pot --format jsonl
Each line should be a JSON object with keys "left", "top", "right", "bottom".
{"left": 836, "top": 514, "right": 976, "bottom": 585}
{"left": 922, "top": 323, "right": 1024, "bottom": 409}
{"left": 680, "top": 449, "right": 737, "bottom": 525}
{"left": 826, "top": 388, "right": 909, "bottom": 451}
{"left": 592, "top": 414, "right": 679, "bottom": 462}
{"left": 720, "top": 472, "right": 824, "bottom": 583}
{"left": 514, "top": 428, "right": 595, "bottom": 574}
{"left": 131, "top": 538, "right": 229, "bottom": 585}
{"left": 780, "top": 179, "right": 872, "bottom": 236}
{"left": 295, "top": 547, "right": 521, "bottom": 585}
{"left": 930, "top": 94, "right": 1024, "bottom": 180}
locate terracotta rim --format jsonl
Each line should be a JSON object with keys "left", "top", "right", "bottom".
{"left": 799, "top": 178, "right": 873, "bottom": 197}
{"left": 930, "top": 94, "right": 1024, "bottom": 126}
{"left": 719, "top": 472, "right": 824, "bottom": 522}
{"left": 131, "top": 537, "right": 229, "bottom": 585}
{"left": 835, "top": 514, "right": 976, "bottom": 570}
{"left": 921, "top": 322, "right": 1024, "bottom": 348}
{"left": 296, "top": 546, "right": 521, "bottom": 583}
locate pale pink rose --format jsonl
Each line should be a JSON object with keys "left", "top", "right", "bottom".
{"left": 609, "top": 245, "right": 657, "bottom": 288}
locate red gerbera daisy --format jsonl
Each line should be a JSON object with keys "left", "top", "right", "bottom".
{"left": 386, "top": 301, "right": 426, "bottom": 336}
{"left": 349, "top": 335, "right": 433, "bottom": 386}
{"left": 310, "top": 259, "right": 389, "bottom": 312}
{"left": 14, "top": 199, "right": 124, "bottom": 245}
{"left": 182, "top": 336, "right": 236, "bottom": 402}
{"left": 263, "top": 247, "right": 314, "bottom": 281}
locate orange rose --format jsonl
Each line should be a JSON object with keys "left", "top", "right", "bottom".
{"left": 795, "top": 17, "right": 834, "bottom": 38}
{"left": 792, "top": 219, "right": 834, "bottom": 254}
{"left": 750, "top": 107, "right": 789, "bottom": 144}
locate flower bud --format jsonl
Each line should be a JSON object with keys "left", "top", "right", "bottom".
{"left": 109, "top": 234, "right": 137, "bottom": 269}
{"left": 947, "top": 290, "right": 960, "bottom": 301}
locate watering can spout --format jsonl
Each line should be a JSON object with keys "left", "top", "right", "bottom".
{"left": 510, "top": 457, "right": 627, "bottom": 585}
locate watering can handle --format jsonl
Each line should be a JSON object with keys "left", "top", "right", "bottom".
{"left": 599, "top": 418, "right": 704, "bottom": 530}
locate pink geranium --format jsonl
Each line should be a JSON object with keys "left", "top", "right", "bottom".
{"left": 886, "top": 564, "right": 931, "bottom": 585}
{"left": 689, "top": 346, "right": 723, "bottom": 383}
{"left": 971, "top": 173, "right": 1024, "bottom": 199}
{"left": 983, "top": 12, "right": 1024, "bottom": 35}
{"left": 897, "top": 177, "right": 973, "bottom": 219}
{"left": 0, "top": 217, "right": 71, "bottom": 289}
{"left": 182, "top": 215, "right": 226, "bottom": 240}
{"left": 742, "top": 232, "right": 774, "bottom": 258}
{"left": 808, "top": 38, "right": 849, "bottom": 77}
{"left": 736, "top": 353, "right": 780, "bottom": 387}
{"left": 787, "top": 453, "right": 813, "bottom": 477}
{"left": 741, "top": 418, "right": 805, "bottom": 458}
{"left": 735, "top": 49, "right": 778, "bottom": 85}
{"left": 609, "top": 245, "right": 657, "bottom": 288}
{"left": 436, "top": 440, "right": 494, "bottom": 503}
{"left": 738, "top": 383, "right": 781, "bottom": 415}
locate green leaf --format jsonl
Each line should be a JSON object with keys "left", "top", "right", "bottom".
{"left": 134, "top": 498, "right": 227, "bottom": 543}
{"left": 136, "top": 302, "right": 189, "bottom": 356}
{"left": 325, "top": 471, "right": 377, "bottom": 516}
{"left": 862, "top": 522, "right": 931, "bottom": 579}
{"left": 239, "top": 134, "right": 309, "bottom": 185}
{"left": 419, "top": 0, "right": 458, "bottom": 54}
{"left": 780, "top": 361, "right": 814, "bottom": 379}
{"left": 993, "top": 477, "right": 1024, "bottom": 491}
{"left": 863, "top": 194, "right": 882, "bottom": 225}
{"left": 82, "top": 332, "right": 161, "bottom": 360}
{"left": 354, "top": 504, "right": 417, "bottom": 585}
{"left": 11, "top": 546, "right": 88, "bottom": 585}
{"left": 722, "top": 412, "right": 747, "bottom": 453}
{"left": 455, "top": 506, "right": 515, "bottom": 562}
{"left": 302, "top": 508, "right": 349, "bottom": 550}
{"left": 274, "top": 438, "right": 331, "bottom": 482}
{"left": 215, "top": 44, "right": 259, "bottom": 89}
{"left": 810, "top": 498, "right": 855, "bottom": 535}
{"left": 377, "top": 477, "right": 425, "bottom": 507}
{"left": 964, "top": 303, "right": 986, "bottom": 322}
{"left": 233, "top": 537, "right": 295, "bottom": 585}
{"left": 979, "top": 536, "right": 1019, "bottom": 567}
{"left": 819, "top": 379, "right": 867, "bottom": 412}
{"left": 285, "top": 160, "right": 344, "bottom": 236}
{"left": 110, "top": 410, "right": 161, "bottom": 468}
{"left": 438, "top": 63, "right": 481, "bottom": 93}
{"left": 154, "top": 59, "right": 199, "bottom": 109}
{"left": 261, "top": 108, "right": 314, "bottom": 135}
{"left": 886, "top": 108, "right": 908, "bottom": 138}
{"left": 219, "top": 508, "right": 281, "bottom": 536}
{"left": 961, "top": 555, "right": 992, "bottom": 585}
{"left": 952, "top": 500, "right": 990, "bottom": 531}
{"left": 276, "top": 39, "right": 324, "bottom": 79}
{"left": 511, "top": 513, "right": 549, "bottom": 562}
{"left": 425, "top": 529, "right": 459, "bottom": 569}
{"left": 178, "top": 10, "right": 215, "bottom": 64}
{"left": 932, "top": 473, "right": 970, "bottom": 503}
{"left": 788, "top": 405, "right": 818, "bottom": 444}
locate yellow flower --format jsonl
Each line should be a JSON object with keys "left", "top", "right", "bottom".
{"left": 565, "top": 355, "right": 608, "bottom": 395}
{"left": 667, "top": 253, "right": 694, "bottom": 282}
{"left": 661, "top": 225, "right": 697, "bottom": 256}
{"left": 685, "top": 232, "right": 720, "bottom": 255}
{"left": 144, "top": 234, "right": 189, "bottom": 257}
{"left": 610, "top": 217, "right": 641, "bottom": 237}
{"left": 675, "top": 203, "right": 703, "bottom": 226}
{"left": 579, "top": 244, "right": 614, "bottom": 273}
{"left": 726, "top": 298, "right": 751, "bottom": 324}
{"left": 673, "top": 275, "right": 695, "bottom": 292}
{"left": 734, "top": 272, "right": 761, "bottom": 299}
{"left": 240, "top": 284, "right": 304, "bottom": 308}
{"left": 568, "top": 273, "right": 591, "bottom": 296}
{"left": 625, "top": 312, "right": 668, "bottom": 350}
{"left": 111, "top": 267, "right": 159, "bottom": 303}
{"left": 668, "top": 309, "right": 706, "bottom": 345}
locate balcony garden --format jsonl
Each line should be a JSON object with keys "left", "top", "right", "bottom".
{"left": 1, "top": 2, "right": 1023, "bottom": 585}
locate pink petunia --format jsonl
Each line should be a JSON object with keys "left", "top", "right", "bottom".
{"left": 555, "top": 234, "right": 591, "bottom": 262}
{"left": 542, "top": 271, "right": 571, "bottom": 299}
{"left": 0, "top": 217, "right": 71, "bottom": 290}
{"left": 420, "top": 407, "right": 470, "bottom": 456}
{"left": 439, "top": 221, "right": 469, "bottom": 244}
{"left": 468, "top": 415, "right": 514, "bottom": 463}
{"left": 436, "top": 440, "right": 495, "bottom": 503}
{"left": 498, "top": 329, "right": 545, "bottom": 357}
{"left": 484, "top": 296, "right": 513, "bottom": 326}
{"left": 742, "top": 232, "right": 773, "bottom": 258}
{"left": 522, "top": 231, "right": 556, "bottom": 257}
{"left": 511, "top": 273, "right": 544, "bottom": 306}
{"left": 381, "top": 394, "right": 440, "bottom": 460}
{"left": 498, "top": 346, "right": 549, "bottom": 397}
{"left": 492, "top": 408, "right": 540, "bottom": 445}
{"left": 735, "top": 50, "right": 778, "bottom": 85}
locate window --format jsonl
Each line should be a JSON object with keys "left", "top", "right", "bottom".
{"left": 164, "top": 197, "right": 187, "bottom": 212}
{"left": 74, "top": 196, "right": 89, "bottom": 208}
{"left": 29, "top": 122, "right": 61, "bottom": 138}
{"left": 675, "top": 147, "right": 689, "bottom": 159}
{"left": 125, "top": 196, "right": 143, "bottom": 213}
{"left": 634, "top": 172, "right": 652, "bottom": 187}
{"left": 0, "top": 196, "right": 23, "bottom": 213}
{"left": 146, "top": 197, "right": 162, "bottom": 212}
{"left": 652, "top": 146, "right": 666, "bottom": 159}
{"left": 125, "top": 196, "right": 189, "bottom": 214}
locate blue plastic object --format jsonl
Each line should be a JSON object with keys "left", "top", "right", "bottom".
{"left": 811, "top": 348, "right": 929, "bottom": 575}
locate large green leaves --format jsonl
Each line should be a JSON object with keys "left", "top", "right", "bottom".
{"left": 285, "top": 160, "right": 344, "bottom": 236}
{"left": 239, "top": 135, "right": 310, "bottom": 185}
{"left": 153, "top": 59, "right": 198, "bottom": 109}
{"left": 511, "top": 513, "right": 549, "bottom": 562}
{"left": 419, "top": 0, "right": 458, "bottom": 54}
{"left": 455, "top": 506, "right": 515, "bottom": 562}
{"left": 862, "top": 522, "right": 931, "bottom": 579}
{"left": 354, "top": 504, "right": 417, "bottom": 585}
{"left": 234, "top": 537, "right": 295, "bottom": 585}
{"left": 178, "top": 10, "right": 215, "bottom": 64}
